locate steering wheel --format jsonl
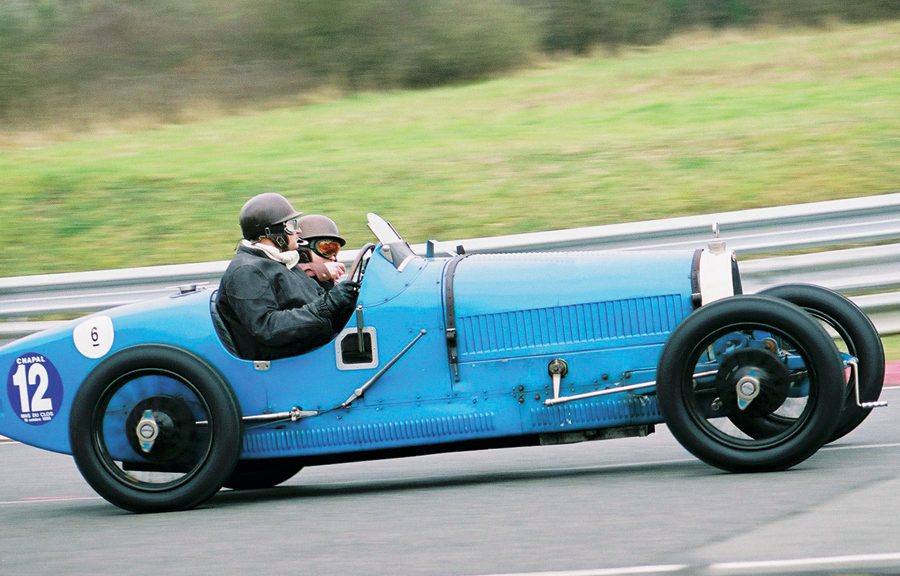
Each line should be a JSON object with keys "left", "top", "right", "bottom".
{"left": 347, "top": 243, "right": 376, "bottom": 284}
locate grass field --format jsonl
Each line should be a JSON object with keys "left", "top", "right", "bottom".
{"left": 1, "top": 21, "right": 897, "bottom": 277}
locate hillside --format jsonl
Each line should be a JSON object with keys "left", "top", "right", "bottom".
{"left": 2, "top": 21, "right": 897, "bottom": 277}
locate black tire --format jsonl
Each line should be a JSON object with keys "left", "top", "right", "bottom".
{"left": 758, "top": 284, "right": 885, "bottom": 442}
{"left": 657, "top": 295, "right": 845, "bottom": 472}
{"left": 69, "top": 345, "right": 242, "bottom": 513}
{"left": 223, "top": 459, "right": 304, "bottom": 490}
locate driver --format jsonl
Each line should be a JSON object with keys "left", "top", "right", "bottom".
{"left": 216, "top": 193, "right": 359, "bottom": 360}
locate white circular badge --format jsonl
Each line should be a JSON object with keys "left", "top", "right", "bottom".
{"left": 73, "top": 315, "right": 115, "bottom": 359}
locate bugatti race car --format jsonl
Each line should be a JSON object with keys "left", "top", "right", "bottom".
{"left": 0, "top": 214, "right": 886, "bottom": 513}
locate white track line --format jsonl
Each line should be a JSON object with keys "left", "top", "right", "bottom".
{"left": 709, "top": 552, "right": 900, "bottom": 573}
{"left": 470, "top": 552, "right": 900, "bottom": 576}
{"left": 0, "top": 496, "right": 101, "bottom": 506}
{"left": 469, "top": 567, "right": 687, "bottom": 576}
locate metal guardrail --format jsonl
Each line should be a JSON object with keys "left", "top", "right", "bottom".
{"left": 2, "top": 193, "right": 900, "bottom": 343}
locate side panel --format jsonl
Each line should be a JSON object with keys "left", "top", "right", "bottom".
{"left": 240, "top": 252, "right": 472, "bottom": 458}
{"left": 238, "top": 250, "right": 697, "bottom": 459}
{"left": 449, "top": 251, "right": 694, "bottom": 435}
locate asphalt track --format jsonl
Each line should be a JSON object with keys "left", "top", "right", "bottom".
{"left": 1, "top": 382, "right": 899, "bottom": 576}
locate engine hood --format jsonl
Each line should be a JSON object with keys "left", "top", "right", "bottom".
{"left": 449, "top": 250, "right": 698, "bottom": 361}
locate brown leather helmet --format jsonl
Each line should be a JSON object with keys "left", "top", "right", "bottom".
{"left": 298, "top": 214, "right": 345, "bottom": 246}
{"left": 239, "top": 193, "right": 302, "bottom": 241}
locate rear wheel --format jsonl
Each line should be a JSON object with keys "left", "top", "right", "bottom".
{"left": 657, "top": 295, "right": 845, "bottom": 472}
{"left": 69, "top": 345, "right": 241, "bottom": 513}
{"left": 223, "top": 459, "right": 304, "bottom": 490}
{"left": 756, "top": 284, "right": 885, "bottom": 442}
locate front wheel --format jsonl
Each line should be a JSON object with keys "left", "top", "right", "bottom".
{"left": 69, "top": 345, "right": 242, "bottom": 513}
{"left": 657, "top": 295, "right": 845, "bottom": 472}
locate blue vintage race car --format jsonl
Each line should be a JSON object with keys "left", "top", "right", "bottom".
{"left": 0, "top": 214, "right": 886, "bottom": 513}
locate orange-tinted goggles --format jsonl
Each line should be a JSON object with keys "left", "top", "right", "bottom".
{"left": 310, "top": 238, "right": 342, "bottom": 259}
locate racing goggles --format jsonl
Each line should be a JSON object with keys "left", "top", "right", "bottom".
{"left": 282, "top": 218, "right": 301, "bottom": 235}
{"left": 309, "top": 238, "right": 342, "bottom": 259}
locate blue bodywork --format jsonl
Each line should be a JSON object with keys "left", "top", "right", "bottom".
{"left": 1, "top": 241, "right": 697, "bottom": 462}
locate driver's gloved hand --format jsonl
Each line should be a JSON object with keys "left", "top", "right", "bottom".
{"left": 323, "top": 280, "right": 359, "bottom": 315}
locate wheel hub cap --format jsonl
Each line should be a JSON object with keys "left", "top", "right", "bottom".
{"left": 716, "top": 347, "right": 791, "bottom": 417}
{"left": 136, "top": 410, "right": 159, "bottom": 453}
{"left": 736, "top": 374, "right": 761, "bottom": 410}
{"left": 125, "top": 396, "right": 197, "bottom": 463}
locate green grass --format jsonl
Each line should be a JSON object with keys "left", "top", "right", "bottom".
{"left": 1, "top": 22, "right": 898, "bottom": 277}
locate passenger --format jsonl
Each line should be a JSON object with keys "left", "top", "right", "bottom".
{"left": 296, "top": 214, "right": 346, "bottom": 291}
{"left": 216, "top": 193, "right": 359, "bottom": 360}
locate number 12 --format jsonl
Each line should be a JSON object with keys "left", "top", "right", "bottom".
{"left": 11, "top": 363, "right": 52, "bottom": 413}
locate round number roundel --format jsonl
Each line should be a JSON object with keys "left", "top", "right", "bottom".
{"left": 6, "top": 354, "right": 64, "bottom": 426}
{"left": 73, "top": 315, "right": 114, "bottom": 359}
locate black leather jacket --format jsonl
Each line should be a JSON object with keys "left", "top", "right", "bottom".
{"left": 217, "top": 244, "right": 358, "bottom": 360}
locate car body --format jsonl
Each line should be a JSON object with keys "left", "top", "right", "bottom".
{"left": 0, "top": 214, "right": 885, "bottom": 512}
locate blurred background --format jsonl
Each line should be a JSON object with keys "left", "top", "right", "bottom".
{"left": 1, "top": 0, "right": 898, "bottom": 276}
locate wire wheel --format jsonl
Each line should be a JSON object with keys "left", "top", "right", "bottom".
{"left": 70, "top": 345, "right": 241, "bottom": 513}
{"left": 657, "top": 296, "right": 845, "bottom": 472}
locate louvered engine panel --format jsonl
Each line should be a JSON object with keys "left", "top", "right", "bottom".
{"left": 458, "top": 294, "right": 683, "bottom": 359}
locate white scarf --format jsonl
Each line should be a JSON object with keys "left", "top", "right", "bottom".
{"left": 240, "top": 239, "right": 299, "bottom": 269}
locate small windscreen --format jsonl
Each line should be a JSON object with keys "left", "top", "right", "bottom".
{"left": 367, "top": 213, "right": 403, "bottom": 245}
